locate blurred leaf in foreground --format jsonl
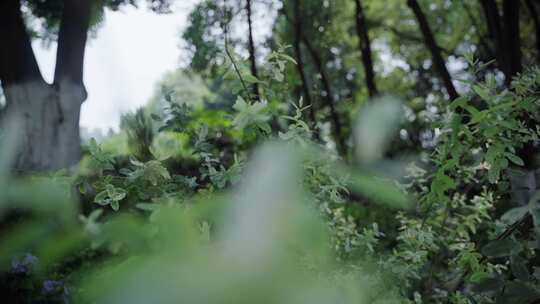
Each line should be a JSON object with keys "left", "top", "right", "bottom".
{"left": 354, "top": 96, "right": 403, "bottom": 165}
{"left": 77, "top": 142, "right": 402, "bottom": 303}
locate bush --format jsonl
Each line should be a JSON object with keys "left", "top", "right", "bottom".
{"left": 1, "top": 48, "right": 539, "bottom": 303}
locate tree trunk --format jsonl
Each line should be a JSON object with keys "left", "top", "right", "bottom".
{"left": 480, "top": 0, "right": 506, "bottom": 74}
{"left": 0, "top": 0, "right": 43, "bottom": 85}
{"left": 292, "top": 0, "right": 319, "bottom": 139}
{"left": 458, "top": 0, "right": 494, "bottom": 60}
{"left": 480, "top": 0, "right": 522, "bottom": 83}
{"left": 354, "top": 0, "right": 378, "bottom": 97}
{"left": 525, "top": 0, "right": 540, "bottom": 56}
{"left": 407, "top": 0, "right": 459, "bottom": 100}
{"left": 3, "top": 82, "right": 85, "bottom": 171}
{"left": 302, "top": 37, "right": 345, "bottom": 154}
{"left": 246, "top": 0, "right": 260, "bottom": 101}
{"left": 0, "top": 0, "right": 91, "bottom": 172}
{"left": 502, "top": 0, "right": 521, "bottom": 80}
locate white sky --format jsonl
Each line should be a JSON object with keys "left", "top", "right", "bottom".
{"left": 33, "top": 1, "right": 199, "bottom": 132}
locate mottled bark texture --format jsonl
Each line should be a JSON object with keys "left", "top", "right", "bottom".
{"left": 0, "top": 0, "right": 92, "bottom": 171}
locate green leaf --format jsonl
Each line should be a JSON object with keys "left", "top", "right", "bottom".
{"left": 94, "top": 190, "right": 109, "bottom": 205}
{"left": 273, "top": 69, "right": 284, "bottom": 82}
{"left": 78, "top": 182, "right": 86, "bottom": 194}
{"left": 130, "top": 158, "right": 145, "bottom": 167}
{"left": 346, "top": 171, "right": 410, "bottom": 209}
{"left": 470, "top": 110, "right": 487, "bottom": 124}
{"left": 89, "top": 138, "right": 98, "bottom": 154}
{"left": 505, "top": 153, "right": 524, "bottom": 166}
{"left": 243, "top": 74, "right": 260, "bottom": 84}
{"left": 469, "top": 270, "right": 489, "bottom": 283}
{"left": 488, "top": 165, "right": 500, "bottom": 184}
{"left": 472, "top": 277, "right": 504, "bottom": 293}
{"left": 481, "top": 238, "right": 522, "bottom": 258}
{"left": 110, "top": 188, "right": 127, "bottom": 201}
{"left": 277, "top": 53, "right": 297, "bottom": 64}
{"left": 449, "top": 96, "right": 467, "bottom": 110}
{"left": 501, "top": 206, "right": 528, "bottom": 225}
{"left": 234, "top": 95, "right": 248, "bottom": 108}
{"left": 510, "top": 255, "right": 529, "bottom": 281}
{"left": 473, "top": 85, "right": 490, "bottom": 101}
{"left": 431, "top": 173, "right": 457, "bottom": 196}
{"left": 498, "top": 281, "right": 540, "bottom": 303}
{"left": 257, "top": 122, "right": 271, "bottom": 134}
{"left": 111, "top": 200, "right": 119, "bottom": 211}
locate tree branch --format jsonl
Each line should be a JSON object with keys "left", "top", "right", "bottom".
{"left": 224, "top": 36, "right": 250, "bottom": 99}
{"left": 407, "top": 0, "right": 459, "bottom": 100}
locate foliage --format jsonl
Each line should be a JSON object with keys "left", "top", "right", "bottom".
{"left": 3, "top": 0, "right": 540, "bottom": 301}
{"left": 120, "top": 108, "right": 154, "bottom": 161}
{"left": 0, "top": 43, "right": 413, "bottom": 303}
{"left": 384, "top": 66, "right": 540, "bottom": 303}
{"left": 71, "top": 60, "right": 540, "bottom": 304}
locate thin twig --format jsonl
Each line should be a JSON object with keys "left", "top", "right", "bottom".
{"left": 224, "top": 34, "right": 250, "bottom": 100}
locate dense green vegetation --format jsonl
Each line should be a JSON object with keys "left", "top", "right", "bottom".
{"left": 1, "top": 0, "right": 540, "bottom": 303}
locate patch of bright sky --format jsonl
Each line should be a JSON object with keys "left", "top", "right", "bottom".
{"left": 33, "top": 1, "right": 200, "bottom": 132}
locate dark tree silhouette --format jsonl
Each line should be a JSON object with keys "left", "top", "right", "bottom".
{"left": 480, "top": 0, "right": 522, "bottom": 83}
{"left": 354, "top": 0, "right": 378, "bottom": 97}
{"left": 525, "top": 0, "right": 540, "bottom": 56}
{"left": 292, "top": 0, "right": 319, "bottom": 139}
{"left": 302, "top": 37, "right": 346, "bottom": 154}
{"left": 245, "top": 0, "right": 260, "bottom": 101}
{"left": 407, "top": 0, "right": 459, "bottom": 100}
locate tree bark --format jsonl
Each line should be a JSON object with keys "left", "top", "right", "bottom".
{"left": 51, "top": 0, "right": 93, "bottom": 170}
{"left": 245, "top": 0, "right": 260, "bottom": 101}
{"left": 354, "top": 0, "right": 378, "bottom": 97}
{"left": 0, "top": 0, "right": 92, "bottom": 172}
{"left": 480, "top": 0, "right": 522, "bottom": 83}
{"left": 302, "top": 38, "right": 345, "bottom": 154}
{"left": 407, "top": 0, "right": 459, "bottom": 100}
{"left": 479, "top": 0, "right": 506, "bottom": 73}
{"left": 525, "top": 0, "right": 540, "bottom": 55}
{"left": 458, "top": 0, "right": 494, "bottom": 60}
{"left": 54, "top": 0, "right": 92, "bottom": 87}
{"left": 502, "top": 0, "right": 521, "bottom": 79}
{"left": 0, "top": 0, "right": 43, "bottom": 85}
{"left": 292, "top": 0, "right": 319, "bottom": 139}
{"left": 3, "top": 83, "right": 65, "bottom": 171}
